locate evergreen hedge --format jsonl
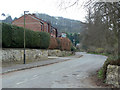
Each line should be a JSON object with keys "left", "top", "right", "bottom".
{"left": 2, "top": 23, "right": 50, "bottom": 49}
{"left": 2, "top": 23, "right": 13, "bottom": 47}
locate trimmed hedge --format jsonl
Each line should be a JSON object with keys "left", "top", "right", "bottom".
{"left": 49, "top": 37, "right": 58, "bottom": 49}
{"left": 48, "top": 37, "right": 71, "bottom": 51}
{"left": 39, "top": 32, "right": 50, "bottom": 49}
{"left": 11, "top": 25, "right": 24, "bottom": 48}
{"left": 2, "top": 23, "right": 50, "bottom": 49}
{"left": 59, "top": 37, "right": 71, "bottom": 51}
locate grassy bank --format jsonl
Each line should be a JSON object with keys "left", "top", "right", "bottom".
{"left": 86, "top": 49, "right": 119, "bottom": 83}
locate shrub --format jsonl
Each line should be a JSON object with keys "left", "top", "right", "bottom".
{"left": 95, "top": 48, "right": 104, "bottom": 53}
{"left": 39, "top": 32, "right": 50, "bottom": 49}
{"left": 56, "top": 37, "right": 61, "bottom": 49}
{"left": 98, "top": 69, "right": 104, "bottom": 79}
{"left": 0, "top": 23, "right": 2, "bottom": 47}
{"left": 30, "top": 31, "right": 41, "bottom": 48}
{"left": 25, "top": 29, "right": 34, "bottom": 48}
{"left": 2, "top": 23, "right": 50, "bottom": 49}
{"left": 48, "top": 37, "right": 71, "bottom": 51}
{"left": 71, "top": 44, "right": 76, "bottom": 52}
{"left": 11, "top": 25, "right": 24, "bottom": 48}
{"left": 2, "top": 23, "right": 12, "bottom": 47}
{"left": 49, "top": 37, "right": 58, "bottom": 49}
{"left": 82, "top": 45, "right": 88, "bottom": 51}
{"left": 86, "top": 47, "right": 96, "bottom": 53}
{"left": 59, "top": 37, "right": 71, "bottom": 51}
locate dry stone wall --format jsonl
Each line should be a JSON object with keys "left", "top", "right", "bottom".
{"left": 2, "top": 49, "right": 73, "bottom": 66}
{"left": 48, "top": 49, "right": 73, "bottom": 57}
{"left": 2, "top": 49, "right": 48, "bottom": 64}
{"left": 106, "top": 65, "right": 120, "bottom": 88}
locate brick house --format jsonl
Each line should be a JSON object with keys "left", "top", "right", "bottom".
{"left": 51, "top": 26, "right": 57, "bottom": 38}
{"left": 12, "top": 14, "right": 57, "bottom": 37}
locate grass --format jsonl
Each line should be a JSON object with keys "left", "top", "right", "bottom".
{"left": 87, "top": 52, "right": 110, "bottom": 56}
{"left": 98, "top": 69, "right": 104, "bottom": 79}
{"left": 86, "top": 49, "right": 119, "bottom": 85}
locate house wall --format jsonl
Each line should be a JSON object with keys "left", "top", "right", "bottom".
{"left": 12, "top": 14, "right": 57, "bottom": 37}
{"left": 43, "top": 22, "right": 48, "bottom": 32}
{"left": 48, "top": 23, "right": 51, "bottom": 34}
{"left": 12, "top": 15, "right": 42, "bottom": 32}
{"left": 51, "top": 28, "right": 57, "bottom": 38}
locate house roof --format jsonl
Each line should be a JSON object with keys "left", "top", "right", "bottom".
{"left": 28, "top": 14, "right": 47, "bottom": 24}
{"left": 12, "top": 14, "right": 58, "bottom": 31}
{"left": 28, "top": 14, "right": 58, "bottom": 31}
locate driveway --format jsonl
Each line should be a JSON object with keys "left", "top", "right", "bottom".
{"left": 2, "top": 52, "right": 107, "bottom": 88}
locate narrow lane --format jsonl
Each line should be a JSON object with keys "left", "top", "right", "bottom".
{"left": 2, "top": 52, "right": 107, "bottom": 88}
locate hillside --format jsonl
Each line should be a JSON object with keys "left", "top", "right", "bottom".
{"left": 2, "top": 13, "right": 85, "bottom": 33}
{"left": 35, "top": 13, "right": 85, "bottom": 33}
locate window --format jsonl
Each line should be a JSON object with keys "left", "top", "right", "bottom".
{"left": 46, "top": 24, "right": 48, "bottom": 32}
{"left": 41, "top": 24, "right": 42, "bottom": 31}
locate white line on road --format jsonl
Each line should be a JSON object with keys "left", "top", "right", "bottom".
{"left": 16, "top": 79, "right": 28, "bottom": 85}
{"left": 33, "top": 75, "right": 38, "bottom": 77}
{"left": 16, "top": 75, "right": 39, "bottom": 85}
{"left": 16, "top": 81, "right": 24, "bottom": 85}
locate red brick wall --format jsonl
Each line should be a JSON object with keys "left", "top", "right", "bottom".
{"left": 43, "top": 22, "right": 48, "bottom": 32}
{"left": 12, "top": 15, "right": 42, "bottom": 32}
{"left": 12, "top": 14, "right": 57, "bottom": 37}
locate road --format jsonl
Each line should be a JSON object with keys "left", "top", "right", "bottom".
{"left": 2, "top": 52, "right": 107, "bottom": 88}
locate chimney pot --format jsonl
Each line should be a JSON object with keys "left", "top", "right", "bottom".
{"left": 32, "top": 13, "right": 36, "bottom": 17}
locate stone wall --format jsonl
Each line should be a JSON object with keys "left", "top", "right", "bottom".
{"left": 106, "top": 65, "right": 120, "bottom": 88}
{"left": 2, "top": 49, "right": 73, "bottom": 66}
{"left": 2, "top": 49, "right": 48, "bottom": 65}
{"left": 48, "top": 49, "right": 73, "bottom": 57}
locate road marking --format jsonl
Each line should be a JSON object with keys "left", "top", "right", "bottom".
{"left": 16, "top": 79, "right": 28, "bottom": 85}
{"left": 31, "top": 76, "right": 39, "bottom": 80}
{"left": 33, "top": 75, "right": 38, "bottom": 77}
{"left": 16, "top": 75, "right": 39, "bottom": 85}
{"left": 16, "top": 81, "right": 24, "bottom": 85}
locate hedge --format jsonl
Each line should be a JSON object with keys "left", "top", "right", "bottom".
{"left": 0, "top": 23, "right": 2, "bottom": 47}
{"left": 48, "top": 37, "right": 71, "bottom": 51}
{"left": 2, "top": 23, "right": 13, "bottom": 47}
{"left": 49, "top": 37, "right": 58, "bottom": 49}
{"left": 2, "top": 23, "right": 50, "bottom": 49}
{"left": 59, "top": 37, "right": 71, "bottom": 51}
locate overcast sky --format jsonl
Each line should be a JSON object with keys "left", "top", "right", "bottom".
{"left": 0, "top": 0, "right": 87, "bottom": 22}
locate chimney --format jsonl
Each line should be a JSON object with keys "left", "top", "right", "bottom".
{"left": 32, "top": 13, "right": 36, "bottom": 17}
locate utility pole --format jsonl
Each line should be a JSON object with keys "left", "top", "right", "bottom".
{"left": 23, "top": 11, "right": 29, "bottom": 64}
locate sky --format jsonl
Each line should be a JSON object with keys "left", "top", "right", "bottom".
{"left": 0, "top": 0, "right": 87, "bottom": 22}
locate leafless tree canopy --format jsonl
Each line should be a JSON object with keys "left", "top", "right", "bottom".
{"left": 59, "top": 0, "right": 120, "bottom": 56}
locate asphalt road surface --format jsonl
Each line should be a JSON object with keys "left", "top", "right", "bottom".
{"left": 2, "top": 52, "right": 107, "bottom": 88}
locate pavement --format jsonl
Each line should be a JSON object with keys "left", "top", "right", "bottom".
{"left": 2, "top": 52, "right": 107, "bottom": 88}
{"left": 2, "top": 56, "right": 79, "bottom": 74}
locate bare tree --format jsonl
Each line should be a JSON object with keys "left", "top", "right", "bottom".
{"left": 59, "top": 0, "right": 120, "bottom": 56}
